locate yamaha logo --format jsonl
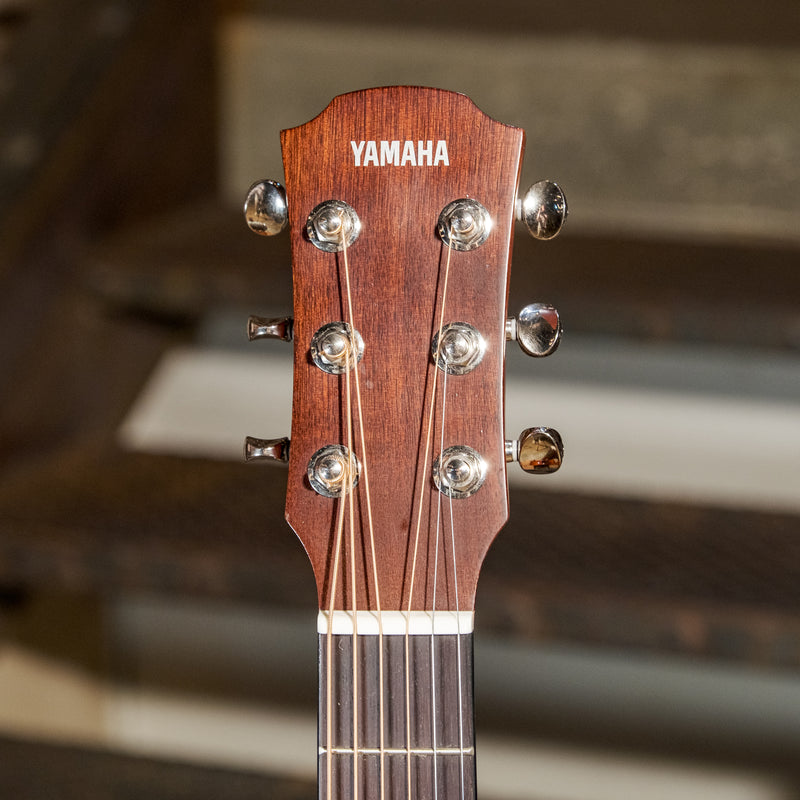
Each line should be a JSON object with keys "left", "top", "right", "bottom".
{"left": 350, "top": 140, "right": 449, "bottom": 167}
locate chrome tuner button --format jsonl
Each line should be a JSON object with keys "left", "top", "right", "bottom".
{"left": 516, "top": 180, "right": 567, "bottom": 240}
{"left": 247, "top": 315, "right": 293, "bottom": 342}
{"left": 438, "top": 198, "right": 492, "bottom": 251}
{"left": 506, "top": 303, "right": 561, "bottom": 357}
{"left": 505, "top": 427, "right": 563, "bottom": 474}
{"left": 244, "top": 436, "right": 290, "bottom": 463}
{"left": 306, "top": 200, "right": 361, "bottom": 252}
{"left": 432, "top": 322, "right": 486, "bottom": 374}
{"left": 311, "top": 322, "right": 364, "bottom": 374}
{"left": 244, "top": 180, "right": 288, "bottom": 236}
{"left": 433, "top": 445, "right": 487, "bottom": 498}
{"left": 308, "top": 445, "right": 360, "bottom": 498}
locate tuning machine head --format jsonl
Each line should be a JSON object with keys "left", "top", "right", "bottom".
{"left": 517, "top": 180, "right": 567, "bottom": 240}
{"left": 244, "top": 180, "right": 288, "bottom": 236}
{"left": 247, "top": 315, "right": 293, "bottom": 342}
{"left": 506, "top": 303, "right": 561, "bottom": 357}
{"left": 505, "top": 427, "right": 563, "bottom": 474}
{"left": 244, "top": 436, "right": 290, "bottom": 463}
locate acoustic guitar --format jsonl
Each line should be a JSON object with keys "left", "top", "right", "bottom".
{"left": 243, "top": 86, "right": 566, "bottom": 800}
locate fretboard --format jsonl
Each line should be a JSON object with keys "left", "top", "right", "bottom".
{"left": 318, "top": 612, "right": 476, "bottom": 800}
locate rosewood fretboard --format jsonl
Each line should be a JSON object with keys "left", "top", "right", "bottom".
{"left": 319, "top": 627, "right": 475, "bottom": 800}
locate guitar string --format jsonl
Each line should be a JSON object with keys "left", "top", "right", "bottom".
{"left": 341, "top": 230, "right": 385, "bottom": 800}
{"left": 444, "top": 405, "right": 467, "bottom": 800}
{"left": 434, "top": 352, "right": 467, "bottom": 800}
{"left": 405, "top": 240, "right": 454, "bottom": 800}
{"left": 451, "top": 494, "right": 467, "bottom": 800}
{"left": 421, "top": 326, "right": 468, "bottom": 800}
{"left": 432, "top": 310, "right": 469, "bottom": 800}
{"left": 430, "top": 254, "right": 469, "bottom": 800}
{"left": 326, "top": 436, "right": 349, "bottom": 800}
{"left": 323, "top": 232, "right": 361, "bottom": 800}
{"left": 346, "top": 349, "right": 360, "bottom": 800}
{"left": 430, "top": 357, "right": 450, "bottom": 800}
{"left": 340, "top": 233, "right": 360, "bottom": 800}
{"left": 337, "top": 238, "right": 360, "bottom": 799}
{"left": 432, "top": 323, "right": 465, "bottom": 799}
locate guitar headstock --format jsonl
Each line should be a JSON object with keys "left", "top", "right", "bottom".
{"left": 244, "top": 87, "right": 565, "bottom": 615}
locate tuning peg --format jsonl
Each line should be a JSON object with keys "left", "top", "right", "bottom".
{"left": 247, "top": 315, "right": 293, "bottom": 342}
{"left": 505, "top": 427, "right": 563, "bottom": 474}
{"left": 506, "top": 303, "right": 561, "bottom": 357}
{"left": 244, "top": 180, "right": 288, "bottom": 236}
{"left": 244, "top": 436, "right": 290, "bottom": 463}
{"left": 517, "top": 180, "right": 567, "bottom": 240}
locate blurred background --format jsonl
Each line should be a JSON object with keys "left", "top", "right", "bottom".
{"left": 1, "top": 0, "right": 799, "bottom": 797}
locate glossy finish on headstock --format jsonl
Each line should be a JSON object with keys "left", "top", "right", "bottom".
{"left": 280, "top": 87, "right": 524, "bottom": 613}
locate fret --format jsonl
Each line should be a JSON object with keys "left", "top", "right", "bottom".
{"left": 319, "top": 626, "right": 476, "bottom": 800}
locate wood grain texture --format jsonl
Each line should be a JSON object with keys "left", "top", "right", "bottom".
{"left": 280, "top": 87, "right": 524, "bottom": 612}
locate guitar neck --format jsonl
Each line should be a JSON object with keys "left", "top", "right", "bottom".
{"left": 318, "top": 611, "right": 476, "bottom": 800}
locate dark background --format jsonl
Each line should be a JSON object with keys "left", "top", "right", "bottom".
{"left": 1, "top": 1, "right": 799, "bottom": 797}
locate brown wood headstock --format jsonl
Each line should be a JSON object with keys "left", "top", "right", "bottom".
{"left": 244, "top": 87, "right": 566, "bottom": 615}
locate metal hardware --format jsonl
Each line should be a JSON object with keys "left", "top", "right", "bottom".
{"left": 437, "top": 198, "right": 492, "bottom": 251}
{"left": 308, "top": 445, "right": 360, "bottom": 498}
{"left": 244, "top": 180, "right": 288, "bottom": 236}
{"left": 432, "top": 445, "right": 487, "bottom": 498}
{"left": 306, "top": 200, "right": 361, "bottom": 252}
{"left": 505, "top": 427, "right": 563, "bottom": 474}
{"left": 505, "top": 303, "right": 561, "bottom": 357}
{"left": 517, "top": 180, "right": 567, "bottom": 240}
{"left": 247, "top": 315, "right": 293, "bottom": 342}
{"left": 310, "top": 322, "right": 364, "bottom": 374}
{"left": 431, "top": 322, "right": 486, "bottom": 374}
{"left": 244, "top": 436, "right": 290, "bottom": 463}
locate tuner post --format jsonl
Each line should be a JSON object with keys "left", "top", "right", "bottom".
{"left": 432, "top": 322, "right": 486, "bottom": 375}
{"left": 505, "top": 427, "right": 563, "bottom": 474}
{"left": 433, "top": 445, "right": 487, "bottom": 498}
{"left": 306, "top": 200, "right": 361, "bottom": 252}
{"left": 438, "top": 198, "right": 492, "bottom": 251}
{"left": 308, "top": 445, "right": 360, "bottom": 498}
{"left": 310, "top": 322, "right": 364, "bottom": 374}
